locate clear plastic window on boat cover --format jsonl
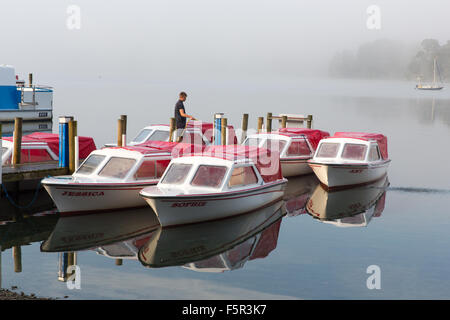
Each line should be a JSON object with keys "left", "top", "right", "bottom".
{"left": 77, "top": 155, "right": 106, "bottom": 175}
{"left": 133, "top": 129, "right": 153, "bottom": 143}
{"left": 179, "top": 132, "right": 207, "bottom": 145}
{"left": 316, "top": 143, "right": 340, "bottom": 158}
{"left": 161, "top": 163, "right": 192, "bottom": 185}
{"left": 341, "top": 144, "right": 368, "bottom": 161}
{"left": 98, "top": 157, "right": 136, "bottom": 179}
{"left": 191, "top": 165, "right": 228, "bottom": 188}
{"left": 134, "top": 159, "right": 171, "bottom": 180}
{"left": 243, "top": 137, "right": 264, "bottom": 148}
{"left": 261, "top": 139, "right": 287, "bottom": 154}
{"left": 21, "top": 149, "right": 54, "bottom": 163}
{"left": 148, "top": 130, "right": 170, "bottom": 142}
{"left": 369, "top": 145, "right": 381, "bottom": 161}
{"left": 286, "top": 139, "right": 311, "bottom": 157}
{"left": 229, "top": 166, "right": 258, "bottom": 188}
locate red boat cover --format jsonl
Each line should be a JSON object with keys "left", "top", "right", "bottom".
{"left": 277, "top": 128, "right": 330, "bottom": 150}
{"left": 176, "top": 145, "right": 283, "bottom": 183}
{"left": 332, "top": 132, "right": 388, "bottom": 159}
{"left": 3, "top": 132, "right": 96, "bottom": 159}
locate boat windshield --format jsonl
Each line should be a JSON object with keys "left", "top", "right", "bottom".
{"left": 228, "top": 166, "right": 258, "bottom": 188}
{"left": 191, "top": 165, "right": 227, "bottom": 188}
{"left": 316, "top": 143, "right": 340, "bottom": 158}
{"left": 161, "top": 163, "right": 192, "bottom": 185}
{"left": 98, "top": 157, "right": 137, "bottom": 179}
{"left": 261, "top": 139, "right": 286, "bottom": 153}
{"left": 148, "top": 130, "right": 170, "bottom": 142}
{"left": 133, "top": 129, "right": 153, "bottom": 143}
{"left": 341, "top": 144, "right": 368, "bottom": 161}
{"left": 243, "top": 137, "right": 263, "bottom": 148}
{"left": 76, "top": 154, "right": 106, "bottom": 175}
{"left": 285, "top": 139, "right": 311, "bottom": 157}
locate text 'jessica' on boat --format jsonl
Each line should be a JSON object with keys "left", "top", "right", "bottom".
{"left": 139, "top": 145, "right": 288, "bottom": 227}
{"left": 242, "top": 128, "right": 330, "bottom": 177}
{"left": 308, "top": 132, "right": 390, "bottom": 190}
{"left": 41, "top": 141, "right": 204, "bottom": 215}
{"left": 138, "top": 199, "right": 285, "bottom": 269}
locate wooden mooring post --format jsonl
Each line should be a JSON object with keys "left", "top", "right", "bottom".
{"left": 12, "top": 118, "right": 23, "bottom": 166}
{"left": 221, "top": 118, "right": 227, "bottom": 145}
{"left": 240, "top": 113, "right": 249, "bottom": 144}
{"left": 68, "top": 120, "right": 77, "bottom": 174}
{"left": 266, "top": 112, "right": 272, "bottom": 133}
{"left": 257, "top": 117, "right": 264, "bottom": 133}
{"left": 307, "top": 114, "right": 313, "bottom": 129}
{"left": 169, "top": 117, "right": 176, "bottom": 142}
{"left": 281, "top": 115, "right": 287, "bottom": 129}
{"left": 120, "top": 115, "right": 127, "bottom": 146}
{"left": 117, "top": 118, "right": 125, "bottom": 147}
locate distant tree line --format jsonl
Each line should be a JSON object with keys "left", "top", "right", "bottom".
{"left": 329, "top": 38, "right": 450, "bottom": 82}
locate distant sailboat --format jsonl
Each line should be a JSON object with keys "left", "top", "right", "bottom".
{"left": 416, "top": 57, "right": 444, "bottom": 90}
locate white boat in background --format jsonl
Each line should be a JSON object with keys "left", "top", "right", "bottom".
{"left": 42, "top": 142, "right": 198, "bottom": 214}
{"left": 2, "top": 132, "right": 96, "bottom": 166}
{"left": 243, "top": 128, "right": 329, "bottom": 177}
{"left": 416, "top": 57, "right": 444, "bottom": 91}
{"left": 308, "top": 132, "right": 390, "bottom": 189}
{"left": 140, "top": 145, "right": 287, "bottom": 227}
{"left": 138, "top": 200, "right": 285, "bottom": 268}
{"left": 306, "top": 176, "right": 388, "bottom": 227}
{"left": 105, "top": 121, "right": 238, "bottom": 147}
{"left": 0, "top": 65, "right": 53, "bottom": 135}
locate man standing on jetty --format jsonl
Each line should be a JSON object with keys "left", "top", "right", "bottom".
{"left": 174, "top": 91, "right": 195, "bottom": 141}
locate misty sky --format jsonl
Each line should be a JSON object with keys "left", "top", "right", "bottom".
{"left": 1, "top": 0, "right": 449, "bottom": 82}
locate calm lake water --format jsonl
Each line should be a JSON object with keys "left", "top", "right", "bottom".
{"left": 1, "top": 77, "right": 450, "bottom": 299}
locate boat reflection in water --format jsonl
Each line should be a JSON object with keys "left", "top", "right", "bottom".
{"left": 283, "top": 174, "right": 319, "bottom": 217}
{"left": 305, "top": 176, "right": 389, "bottom": 227}
{"left": 40, "top": 208, "right": 160, "bottom": 253}
{"left": 138, "top": 200, "right": 286, "bottom": 271}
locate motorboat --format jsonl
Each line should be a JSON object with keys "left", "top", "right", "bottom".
{"left": 306, "top": 176, "right": 388, "bottom": 227}
{"left": 140, "top": 145, "right": 288, "bottom": 227}
{"left": 243, "top": 128, "right": 329, "bottom": 177}
{"left": 138, "top": 200, "right": 285, "bottom": 268}
{"left": 105, "top": 121, "right": 238, "bottom": 147}
{"left": 2, "top": 132, "right": 96, "bottom": 166}
{"left": 308, "top": 132, "right": 390, "bottom": 189}
{"left": 42, "top": 141, "right": 199, "bottom": 214}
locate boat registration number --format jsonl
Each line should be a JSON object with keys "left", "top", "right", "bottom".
{"left": 171, "top": 202, "right": 206, "bottom": 207}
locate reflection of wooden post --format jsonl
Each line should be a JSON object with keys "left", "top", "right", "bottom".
{"left": 169, "top": 117, "right": 176, "bottom": 142}
{"left": 68, "top": 120, "right": 76, "bottom": 174}
{"left": 266, "top": 113, "right": 272, "bottom": 133}
{"left": 281, "top": 116, "right": 287, "bottom": 128}
{"left": 221, "top": 118, "right": 227, "bottom": 145}
{"left": 117, "top": 119, "right": 125, "bottom": 147}
{"left": 115, "top": 259, "right": 123, "bottom": 266}
{"left": 13, "top": 246, "right": 22, "bottom": 273}
{"left": 120, "top": 115, "right": 127, "bottom": 146}
{"left": 12, "top": 118, "right": 23, "bottom": 166}
{"left": 257, "top": 117, "right": 264, "bottom": 133}
{"left": 0, "top": 247, "right": 2, "bottom": 288}
{"left": 307, "top": 115, "right": 313, "bottom": 129}
{"left": 240, "top": 114, "right": 248, "bottom": 144}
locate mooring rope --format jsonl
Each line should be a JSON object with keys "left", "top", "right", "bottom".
{"left": 1, "top": 179, "right": 43, "bottom": 210}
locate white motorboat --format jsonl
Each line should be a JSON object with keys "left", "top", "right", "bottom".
{"left": 308, "top": 132, "right": 391, "bottom": 189}
{"left": 140, "top": 145, "right": 288, "bottom": 227}
{"left": 42, "top": 142, "right": 196, "bottom": 215}
{"left": 306, "top": 176, "right": 388, "bottom": 227}
{"left": 243, "top": 128, "right": 329, "bottom": 177}
{"left": 105, "top": 121, "right": 238, "bottom": 147}
{"left": 138, "top": 200, "right": 285, "bottom": 268}
{"left": 2, "top": 132, "right": 96, "bottom": 166}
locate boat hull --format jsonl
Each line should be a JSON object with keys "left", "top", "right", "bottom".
{"left": 43, "top": 180, "right": 158, "bottom": 214}
{"left": 308, "top": 161, "right": 390, "bottom": 190}
{"left": 280, "top": 158, "right": 312, "bottom": 177}
{"left": 140, "top": 180, "right": 287, "bottom": 227}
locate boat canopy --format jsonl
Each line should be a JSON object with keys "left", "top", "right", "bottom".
{"left": 110, "top": 141, "right": 206, "bottom": 157}
{"left": 277, "top": 128, "right": 330, "bottom": 149}
{"left": 3, "top": 132, "right": 96, "bottom": 159}
{"left": 175, "top": 145, "right": 283, "bottom": 183}
{"left": 331, "top": 132, "right": 388, "bottom": 160}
